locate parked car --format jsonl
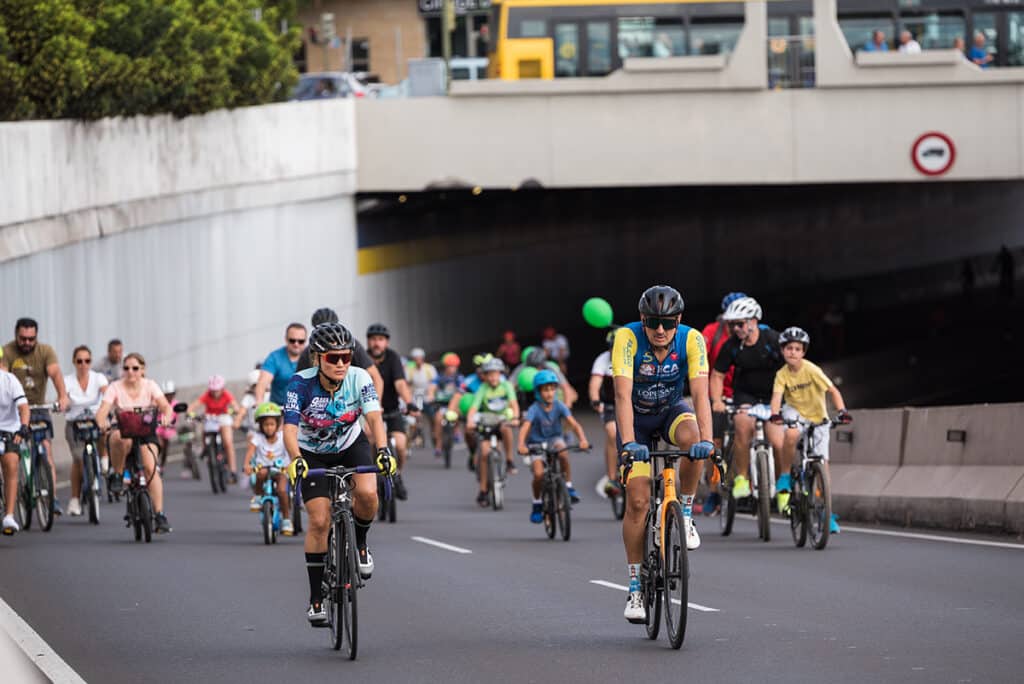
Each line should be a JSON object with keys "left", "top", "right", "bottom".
{"left": 291, "top": 72, "right": 370, "bottom": 100}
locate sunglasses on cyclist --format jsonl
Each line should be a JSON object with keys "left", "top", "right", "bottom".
{"left": 75, "top": 358, "right": 92, "bottom": 365}
{"left": 288, "top": 337, "right": 307, "bottom": 345}
{"left": 322, "top": 351, "right": 353, "bottom": 366}
{"left": 728, "top": 319, "right": 748, "bottom": 328}
{"left": 123, "top": 365, "right": 142, "bottom": 372}
{"left": 643, "top": 316, "right": 678, "bottom": 331}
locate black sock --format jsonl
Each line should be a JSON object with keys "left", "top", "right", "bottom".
{"left": 305, "top": 552, "right": 326, "bottom": 603}
{"left": 354, "top": 515, "right": 372, "bottom": 549}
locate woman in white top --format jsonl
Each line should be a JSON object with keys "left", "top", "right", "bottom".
{"left": 63, "top": 345, "right": 109, "bottom": 516}
{"left": 96, "top": 352, "right": 174, "bottom": 534}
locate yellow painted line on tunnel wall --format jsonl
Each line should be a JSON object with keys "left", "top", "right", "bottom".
{"left": 358, "top": 233, "right": 504, "bottom": 274}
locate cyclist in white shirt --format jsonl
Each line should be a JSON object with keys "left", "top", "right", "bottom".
{"left": 1, "top": 348, "right": 31, "bottom": 535}
{"left": 63, "top": 345, "right": 109, "bottom": 516}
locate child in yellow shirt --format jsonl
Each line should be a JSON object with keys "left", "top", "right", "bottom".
{"left": 769, "top": 327, "right": 851, "bottom": 534}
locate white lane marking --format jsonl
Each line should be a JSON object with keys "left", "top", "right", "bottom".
{"left": 0, "top": 594, "right": 88, "bottom": 683}
{"left": 737, "top": 514, "right": 1024, "bottom": 550}
{"left": 589, "top": 579, "right": 720, "bottom": 612}
{"left": 411, "top": 536, "right": 473, "bottom": 554}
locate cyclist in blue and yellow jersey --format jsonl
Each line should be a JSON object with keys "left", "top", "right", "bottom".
{"left": 613, "top": 286, "right": 715, "bottom": 623}
{"left": 282, "top": 322, "right": 395, "bottom": 628}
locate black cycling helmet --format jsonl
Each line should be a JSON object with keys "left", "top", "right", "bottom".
{"left": 310, "top": 322, "right": 355, "bottom": 353}
{"left": 638, "top": 285, "right": 685, "bottom": 317}
{"left": 526, "top": 348, "right": 548, "bottom": 368}
{"left": 366, "top": 323, "right": 390, "bottom": 339}
{"left": 311, "top": 307, "right": 339, "bottom": 327}
{"left": 779, "top": 326, "right": 811, "bottom": 350}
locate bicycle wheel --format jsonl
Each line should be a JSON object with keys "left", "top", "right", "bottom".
{"left": 611, "top": 488, "right": 625, "bottom": 520}
{"left": 262, "top": 500, "right": 275, "bottom": 545}
{"left": 34, "top": 458, "right": 55, "bottom": 532}
{"left": 17, "top": 454, "right": 32, "bottom": 530}
{"left": 807, "top": 462, "right": 831, "bottom": 551}
{"left": 557, "top": 480, "right": 571, "bottom": 542}
{"left": 789, "top": 470, "right": 807, "bottom": 548}
{"left": 129, "top": 494, "right": 141, "bottom": 541}
{"left": 541, "top": 481, "right": 556, "bottom": 539}
{"left": 326, "top": 526, "right": 341, "bottom": 650}
{"left": 216, "top": 456, "right": 227, "bottom": 493}
{"left": 342, "top": 513, "right": 359, "bottom": 660}
{"left": 642, "top": 510, "right": 661, "bottom": 640}
{"left": 755, "top": 450, "right": 771, "bottom": 542}
{"left": 206, "top": 448, "right": 218, "bottom": 494}
{"left": 292, "top": 488, "right": 304, "bottom": 534}
{"left": 663, "top": 501, "right": 689, "bottom": 650}
{"left": 442, "top": 427, "right": 452, "bottom": 469}
{"left": 719, "top": 440, "right": 736, "bottom": 536}
{"left": 489, "top": 454, "right": 504, "bottom": 510}
{"left": 187, "top": 444, "right": 201, "bottom": 480}
{"left": 85, "top": 447, "right": 101, "bottom": 524}
{"left": 377, "top": 478, "right": 388, "bottom": 521}
{"left": 138, "top": 490, "right": 153, "bottom": 543}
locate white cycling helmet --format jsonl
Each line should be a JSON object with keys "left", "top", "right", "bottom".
{"left": 161, "top": 380, "right": 176, "bottom": 395}
{"left": 722, "top": 296, "right": 762, "bottom": 322}
{"left": 247, "top": 369, "right": 261, "bottom": 386}
{"left": 480, "top": 357, "right": 505, "bottom": 373}
{"left": 410, "top": 347, "right": 426, "bottom": 359}
{"left": 779, "top": 326, "right": 811, "bottom": 349}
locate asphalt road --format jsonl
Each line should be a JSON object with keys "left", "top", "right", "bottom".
{"left": 1, "top": 420, "right": 1022, "bottom": 684}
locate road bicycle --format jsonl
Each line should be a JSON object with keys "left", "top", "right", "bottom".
{"left": 475, "top": 415, "right": 513, "bottom": 511}
{"left": 17, "top": 404, "right": 58, "bottom": 532}
{"left": 527, "top": 442, "right": 588, "bottom": 541}
{"left": 251, "top": 458, "right": 289, "bottom": 545}
{"left": 628, "top": 443, "right": 724, "bottom": 650}
{"left": 117, "top": 407, "right": 160, "bottom": 543}
{"left": 377, "top": 417, "right": 401, "bottom": 523}
{"left": 71, "top": 410, "right": 103, "bottom": 524}
{"left": 720, "top": 402, "right": 775, "bottom": 542}
{"left": 296, "top": 461, "right": 390, "bottom": 659}
{"left": 778, "top": 416, "right": 836, "bottom": 551}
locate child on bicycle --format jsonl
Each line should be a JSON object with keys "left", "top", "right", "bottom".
{"left": 242, "top": 402, "right": 292, "bottom": 535}
{"left": 517, "top": 369, "right": 589, "bottom": 523}
{"left": 1, "top": 349, "right": 31, "bottom": 535}
{"left": 187, "top": 375, "right": 243, "bottom": 483}
{"left": 768, "top": 327, "right": 851, "bottom": 534}
{"left": 466, "top": 357, "right": 519, "bottom": 507}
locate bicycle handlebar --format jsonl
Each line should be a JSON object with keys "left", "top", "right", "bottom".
{"left": 28, "top": 403, "right": 59, "bottom": 411}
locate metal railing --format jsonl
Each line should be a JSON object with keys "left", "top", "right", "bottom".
{"left": 768, "top": 35, "right": 816, "bottom": 89}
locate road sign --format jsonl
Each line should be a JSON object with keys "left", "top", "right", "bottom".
{"left": 911, "top": 132, "right": 955, "bottom": 177}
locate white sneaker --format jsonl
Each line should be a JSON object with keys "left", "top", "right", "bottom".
{"left": 624, "top": 591, "right": 645, "bottom": 623}
{"left": 307, "top": 602, "right": 328, "bottom": 627}
{"left": 67, "top": 498, "right": 82, "bottom": 516}
{"left": 685, "top": 516, "right": 701, "bottom": 550}
{"left": 281, "top": 519, "right": 294, "bottom": 536}
{"left": 249, "top": 496, "right": 260, "bottom": 512}
{"left": 2, "top": 514, "right": 19, "bottom": 535}
{"left": 358, "top": 547, "right": 374, "bottom": 579}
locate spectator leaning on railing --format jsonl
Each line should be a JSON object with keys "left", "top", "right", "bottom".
{"left": 969, "top": 32, "right": 993, "bottom": 68}
{"left": 897, "top": 30, "right": 921, "bottom": 54}
{"left": 863, "top": 30, "right": 889, "bottom": 52}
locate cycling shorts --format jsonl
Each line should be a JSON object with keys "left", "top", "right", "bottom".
{"left": 601, "top": 405, "right": 616, "bottom": 425}
{"left": 29, "top": 408, "right": 54, "bottom": 440}
{"left": 299, "top": 432, "right": 373, "bottom": 503}
{"left": 383, "top": 411, "right": 406, "bottom": 436}
{"left": 712, "top": 411, "right": 728, "bottom": 439}
{"left": 617, "top": 401, "right": 696, "bottom": 483}
{"left": 0, "top": 432, "right": 18, "bottom": 455}
{"left": 781, "top": 406, "right": 830, "bottom": 461}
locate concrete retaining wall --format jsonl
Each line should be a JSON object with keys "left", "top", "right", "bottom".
{"left": 830, "top": 403, "right": 1024, "bottom": 533}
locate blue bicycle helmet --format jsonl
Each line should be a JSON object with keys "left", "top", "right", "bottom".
{"left": 533, "top": 369, "right": 559, "bottom": 399}
{"left": 721, "top": 292, "right": 747, "bottom": 312}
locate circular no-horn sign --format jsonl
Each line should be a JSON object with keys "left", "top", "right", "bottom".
{"left": 911, "top": 132, "right": 955, "bottom": 177}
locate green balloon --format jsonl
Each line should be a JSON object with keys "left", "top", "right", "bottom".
{"left": 521, "top": 345, "right": 538, "bottom": 364}
{"left": 458, "top": 393, "right": 475, "bottom": 416}
{"left": 518, "top": 366, "right": 539, "bottom": 392}
{"left": 583, "top": 297, "right": 614, "bottom": 329}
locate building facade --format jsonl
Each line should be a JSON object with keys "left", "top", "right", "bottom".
{"left": 297, "top": 0, "right": 494, "bottom": 83}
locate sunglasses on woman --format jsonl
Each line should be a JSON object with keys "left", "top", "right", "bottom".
{"left": 75, "top": 357, "right": 92, "bottom": 365}
{"left": 123, "top": 365, "right": 143, "bottom": 372}
{"left": 322, "top": 351, "right": 353, "bottom": 366}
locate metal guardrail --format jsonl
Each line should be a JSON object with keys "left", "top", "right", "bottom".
{"left": 768, "top": 35, "right": 815, "bottom": 89}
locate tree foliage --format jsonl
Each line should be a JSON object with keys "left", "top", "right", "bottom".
{"left": 0, "top": 0, "right": 300, "bottom": 120}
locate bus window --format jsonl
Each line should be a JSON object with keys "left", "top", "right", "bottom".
{"left": 689, "top": 19, "right": 742, "bottom": 56}
{"left": 900, "top": 12, "right": 964, "bottom": 49}
{"left": 554, "top": 23, "right": 580, "bottom": 76}
{"left": 838, "top": 16, "right": 896, "bottom": 52}
{"left": 618, "top": 17, "right": 685, "bottom": 58}
{"left": 587, "top": 21, "right": 613, "bottom": 74}
{"left": 1010, "top": 12, "right": 1024, "bottom": 66}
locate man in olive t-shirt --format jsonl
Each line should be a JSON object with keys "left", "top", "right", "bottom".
{"left": 3, "top": 318, "right": 70, "bottom": 514}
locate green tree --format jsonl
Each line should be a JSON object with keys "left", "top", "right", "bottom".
{"left": 0, "top": 0, "right": 300, "bottom": 121}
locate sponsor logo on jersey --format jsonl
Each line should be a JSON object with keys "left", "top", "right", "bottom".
{"left": 360, "top": 384, "right": 378, "bottom": 402}
{"left": 660, "top": 363, "right": 679, "bottom": 375}
{"left": 639, "top": 363, "right": 656, "bottom": 376}
{"left": 310, "top": 396, "right": 329, "bottom": 411}
{"left": 669, "top": 352, "right": 678, "bottom": 361}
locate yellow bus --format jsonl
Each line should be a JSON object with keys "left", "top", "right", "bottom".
{"left": 487, "top": 0, "right": 750, "bottom": 79}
